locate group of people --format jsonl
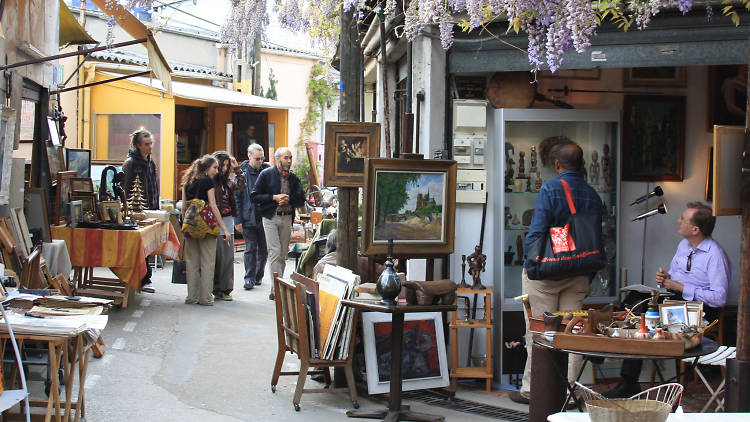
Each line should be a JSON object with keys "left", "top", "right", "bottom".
{"left": 509, "top": 138, "right": 732, "bottom": 405}
{"left": 122, "top": 129, "right": 305, "bottom": 306}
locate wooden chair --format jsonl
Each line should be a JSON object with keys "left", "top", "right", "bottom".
{"left": 270, "top": 273, "right": 359, "bottom": 411}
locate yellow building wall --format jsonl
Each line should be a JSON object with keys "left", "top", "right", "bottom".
{"left": 86, "top": 70, "right": 177, "bottom": 199}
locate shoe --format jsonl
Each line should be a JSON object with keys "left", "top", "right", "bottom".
{"left": 243, "top": 282, "right": 255, "bottom": 290}
{"left": 141, "top": 281, "right": 155, "bottom": 293}
{"left": 509, "top": 390, "right": 529, "bottom": 404}
{"left": 602, "top": 379, "right": 641, "bottom": 399}
{"left": 269, "top": 291, "right": 275, "bottom": 301}
{"left": 220, "top": 292, "right": 233, "bottom": 301}
{"left": 254, "top": 280, "right": 262, "bottom": 286}
{"left": 185, "top": 299, "right": 198, "bottom": 304}
{"left": 198, "top": 301, "right": 214, "bottom": 306}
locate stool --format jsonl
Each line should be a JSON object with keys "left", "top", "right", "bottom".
{"left": 682, "top": 345, "right": 736, "bottom": 412}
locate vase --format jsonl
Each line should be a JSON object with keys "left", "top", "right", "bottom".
{"left": 376, "top": 240, "right": 401, "bottom": 306}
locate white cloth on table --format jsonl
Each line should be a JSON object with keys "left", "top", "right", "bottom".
{"left": 42, "top": 239, "right": 73, "bottom": 280}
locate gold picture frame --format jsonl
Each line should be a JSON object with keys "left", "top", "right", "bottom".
{"left": 324, "top": 122, "right": 381, "bottom": 187}
{"left": 712, "top": 125, "right": 743, "bottom": 216}
{"left": 99, "top": 200, "right": 122, "bottom": 224}
{"left": 623, "top": 67, "right": 687, "bottom": 87}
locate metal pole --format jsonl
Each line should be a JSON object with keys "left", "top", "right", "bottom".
{"left": 0, "top": 38, "right": 147, "bottom": 71}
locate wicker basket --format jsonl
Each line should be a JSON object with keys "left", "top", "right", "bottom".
{"left": 585, "top": 399, "right": 670, "bottom": 422}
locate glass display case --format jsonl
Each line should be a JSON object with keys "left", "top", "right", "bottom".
{"left": 492, "top": 109, "right": 620, "bottom": 308}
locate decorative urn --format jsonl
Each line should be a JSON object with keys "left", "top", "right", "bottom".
{"left": 376, "top": 240, "right": 401, "bottom": 306}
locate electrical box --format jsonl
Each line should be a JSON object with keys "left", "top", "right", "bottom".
{"left": 456, "top": 168, "right": 487, "bottom": 203}
{"left": 452, "top": 99, "right": 487, "bottom": 170}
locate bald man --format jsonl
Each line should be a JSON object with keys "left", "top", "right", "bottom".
{"left": 250, "top": 147, "right": 305, "bottom": 289}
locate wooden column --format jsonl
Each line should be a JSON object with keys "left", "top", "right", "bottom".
{"left": 335, "top": 6, "right": 360, "bottom": 273}
{"left": 726, "top": 48, "right": 750, "bottom": 412}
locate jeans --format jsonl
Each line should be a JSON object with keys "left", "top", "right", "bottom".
{"left": 243, "top": 223, "right": 268, "bottom": 284}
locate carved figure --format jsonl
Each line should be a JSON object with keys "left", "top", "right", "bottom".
{"left": 518, "top": 151, "right": 527, "bottom": 178}
{"left": 534, "top": 170, "right": 542, "bottom": 192}
{"left": 525, "top": 177, "right": 533, "bottom": 192}
{"left": 530, "top": 145, "right": 538, "bottom": 173}
{"left": 589, "top": 150, "right": 600, "bottom": 187}
{"left": 512, "top": 214, "right": 520, "bottom": 226}
{"left": 466, "top": 245, "right": 487, "bottom": 289}
{"left": 505, "top": 206, "right": 512, "bottom": 229}
{"left": 505, "top": 157, "right": 515, "bottom": 192}
{"left": 514, "top": 234, "right": 524, "bottom": 265}
{"left": 602, "top": 144, "right": 611, "bottom": 190}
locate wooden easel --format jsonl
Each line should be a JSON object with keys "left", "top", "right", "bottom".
{"left": 270, "top": 274, "right": 359, "bottom": 411}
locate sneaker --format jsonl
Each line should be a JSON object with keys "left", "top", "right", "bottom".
{"left": 509, "top": 390, "right": 529, "bottom": 404}
{"left": 254, "top": 280, "right": 263, "bottom": 286}
{"left": 185, "top": 299, "right": 198, "bottom": 304}
{"left": 219, "top": 292, "right": 233, "bottom": 301}
{"left": 142, "top": 281, "right": 155, "bottom": 293}
{"left": 243, "top": 282, "right": 255, "bottom": 290}
{"left": 198, "top": 301, "right": 214, "bottom": 306}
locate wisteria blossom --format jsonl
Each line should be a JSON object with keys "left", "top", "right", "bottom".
{"left": 108, "top": 1, "right": 729, "bottom": 73}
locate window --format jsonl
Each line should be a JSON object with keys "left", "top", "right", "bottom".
{"left": 94, "top": 113, "right": 161, "bottom": 166}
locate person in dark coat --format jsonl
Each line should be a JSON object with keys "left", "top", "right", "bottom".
{"left": 122, "top": 129, "right": 159, "bottom": 292}
{"left": 235, "top": 143, "right": 270, "bottom": 290}
{"left": 250, "top": 147, "right": 305, "bottom": 297}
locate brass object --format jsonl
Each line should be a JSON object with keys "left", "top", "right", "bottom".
{"left": 466, "top": 245, "right": 486, "bottom": 289}
{"left": 457, "top": 296, "right": 472, "bottom": 325}
{"left": 458, "top": 254, "right": 469, "bottom": 288}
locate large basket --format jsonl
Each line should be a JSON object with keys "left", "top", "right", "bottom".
{"left": 585, "top": 399, "right": 670, "bottom": 422}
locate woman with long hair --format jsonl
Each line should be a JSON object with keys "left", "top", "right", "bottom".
{"left": 211, "top": 151, "right": 245, "bottom": 301}
{"left": 181, "top": 155, "right": 231, "bottom": 306}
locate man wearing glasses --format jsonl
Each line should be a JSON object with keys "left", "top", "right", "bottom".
{"left": 235, "top": 144, "right": 270, "bottom": 290}
{"left": 605, "top": 202, "right": 732, "bottom": 398}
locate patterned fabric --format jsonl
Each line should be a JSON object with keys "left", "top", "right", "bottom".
{"left": 51, "top": 222, "right": 180, "bottom": 289}
{"left": 549, "top": 224, "right": 575, "bottom": 254}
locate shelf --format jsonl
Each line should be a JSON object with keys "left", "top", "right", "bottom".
{"left": 451, "top": 367, "right": 493, "bottom": 378}
{"left": 0, "top": 390, "right": 27, "bottom": 412}
{"left": 455, "top": 287, "right": 493, "bottom": 294}
{"left": 450, "top": 321, "right": 492, "bottom": 329}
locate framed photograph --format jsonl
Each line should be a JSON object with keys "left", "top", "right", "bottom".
{"left": 46, "top": 145, "right": 66, "bottom": 186}
{"left": 362, "top": 158, "right": 457, "bottom": 256}
{"left": 713, "top": 125, "right": 744, "bottom": 216}
{"left": 66, "top": 148, "right": 91, "bottom": 178}
{"left": 232, "top": 111, "right": 268, "bottom": 159}
{"left": 47, "top": 117, "right": 61, "bottom": 146}
{"left": 659, "top": 303, "right": 689, "bottom": 326}
{"left": 623, "top": 67, "right": 687, "bottom": 87}
{"left": 70, "top": 191, "right": 97, "bottom": 216}
{"left": 71, "top": 177, "right": 94, "bottom": 193}
{"left": 622, "top": 95, "right": 685, "bottom": 181}
{"left": 707, "top": 65, "right": 747, "bottom": 130}
{"left": 705, "top": 147, "right": 713, "bottom": 202}
{"left": 0, "top": 108, "right": 17, "bottom": 206}
{"left": 24, "top": 187, "right": 51, "bottom": 244}
{"left": 55, "top": 171, "right": 78, "bottom": 225}
{"left": 361, "top": 311, "right": 449, "bottom": 395}
{"left": 12, "top": 208, "right": 33, "bottom": 255}
{"left": 324, "top": 122, "right": 381, "bottom": 187}
{"left": 69, "top": 200, "right": 83, "bottom": 228}
{"left": 100, "top": 200, "right": 122, "bottom": 224}
{"left": 686, "top": 302, "right": 704, "bottom": 327}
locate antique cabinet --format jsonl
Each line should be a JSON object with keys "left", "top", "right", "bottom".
{"left": 487, "top": 109, "right": 621, "bottom": 384}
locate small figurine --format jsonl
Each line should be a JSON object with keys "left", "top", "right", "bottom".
{"left": 581, "top": 156, "right": 588, "bottom": 182}
{"left": 458, "top": 254, "right": 469, "bottom": 288}
{"left": 525, "top": 177, "right": 533, "bottom": 192}
{"left": 512, "top": 214, "right": 520, "bottom": 226}
{"left": 529, "top": 145, "right": 538, "bottom": 173}
{"left": 589, "top": 150, "right": 600, "bottom": 187}
{"left": 518, "top": 151, "right": 527, "bottom": 179}
{"left": 505, "top": 156, "right": 515, "bottom": 192}
{"left": 602, "top": 144, "right": 611, "bottom": 190}
{"left": 466, "top": 245, "right": 487, "bottom": 289}
{"left": 504, "top": 245, "right": 515, "bottom": 265}
{"left": 514, "top": 234, "right": 524, "bottom": 265}
{"left": 505, "top": 206, "right": 512, "bottom": 229}
{"left": 534, "top": 170, "right": 542, "bottom": 192}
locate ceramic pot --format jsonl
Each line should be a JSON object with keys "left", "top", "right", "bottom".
{"left": 376, "top": 240, "right": 401, "bottom": 306}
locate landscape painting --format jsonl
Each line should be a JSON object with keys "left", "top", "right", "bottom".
{"left": 373, "top": 171, "right": 445, "bottom": 242}
{"left": 363, "top": 158, "right": 456, "bottom": 256}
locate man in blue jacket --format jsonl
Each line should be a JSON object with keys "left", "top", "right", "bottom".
{"left": 250, "top": 147, "right": 305, "bottom": 291}
{"left": 510, "top": 139, "right": 605, "bottom": 405}
{"left": 235, "top": 144, "right": 270, "bottom": 290}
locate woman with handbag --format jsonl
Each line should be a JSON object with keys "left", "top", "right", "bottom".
{"left": 181, "top": 155, "right": 231, "bottom": 306}
{"left": 211, "top": 151, "right": 245, "bottom": 301}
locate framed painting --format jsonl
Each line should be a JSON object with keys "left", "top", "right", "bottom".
{"left": 623, "top": 67, "right": 687, "bottom": 87}
{"left": 47, "top": 117, "right": 61, "bottom": 146}
{"left": 71, "top": 177, "right": 94, "bottom": 193}
{"left": 232, "top": 111, "right": 268, "bottom": 159}
{"left": 659, "top": 303, "right": 689, "bottom": 327}
{"left": 100, "top": 200, "right": 122, "bottom": 224}
{"left": 707, "top": 65, "right": 747, "bottom": 130}
{"left": 70, "top": 191, "right": 97, "bottom": 217}
{"left": 19, "top": 99, "right": 36, "bottom": 143}
{"left": 622, "top": 95, "right": 685, "bottom": 181}
{"left": 324, "top": 122, "right": 381, "bottom": 187}
{"left": 362, "top": 158, "right": 456, "bottom": 256}
{"left": 0, "top": 108, "right": 16, "bottom": 206}
{"left": 46, "top": 145, "right": 66, "bottom": 186}
{"left": 69, "top": 200, "right": 83, "bottom": 228}
{"left": 55, "top": 171, "right": 78, "bottom": 225}
{"left": 712, "top": 125, "right": 744, "bottom": 216}
{"left": 362, "top": 311, "right": 449, "bottom": 395}
{"left": 24, "top": 188, "right": 51, "bottom": 244}
{"left": 66, "top": 148, "right": 91, "bottom": 178}
{"left": 538, "top": 68, "right": 601, "bottom": 80}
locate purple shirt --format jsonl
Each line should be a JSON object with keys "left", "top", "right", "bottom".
{"left": 668, "top": 237, "right": 731, "bottom": 308}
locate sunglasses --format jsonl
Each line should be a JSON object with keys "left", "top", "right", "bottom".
{"left": 686, "top": 250, "right": 693, "bottom": 272}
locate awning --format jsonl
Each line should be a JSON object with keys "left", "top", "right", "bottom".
{"left": 59, "top": 0, "right": 96, "bottom": 46}
{"left": 107, "top": 73, "right": 298, "bottom": 110}
{"left": 90, "top": 0, "right": 172, "bottom": 95}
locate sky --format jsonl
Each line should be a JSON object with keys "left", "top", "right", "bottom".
{"left": 404, "top": 174, "right": 445, "bottom": 212}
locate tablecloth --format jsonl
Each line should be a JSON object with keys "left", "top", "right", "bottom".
{"left": 41, "top": 239, "right": 73, "bottom": 280}
{"left": 51, "top": 222, "right": 180, "bottom": 288}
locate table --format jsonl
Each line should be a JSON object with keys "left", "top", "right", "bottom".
{"left": 1, "top": 332, "right": 93, "bottom": 422}
{"left": 341, "top": 299, "right": 456, "bottom": 422}
{"left": 548, "top": 412, "right": 749, "bottom": 421}
{"left": 51, "top": 223, "right": 180, "bottom": 307}
{"left": 530, "top": 336, "right": 719, "bottom": 422}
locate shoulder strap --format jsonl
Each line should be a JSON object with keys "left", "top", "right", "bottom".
{"left": 560, "top": 179, "right": 577, "bottom": 215}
